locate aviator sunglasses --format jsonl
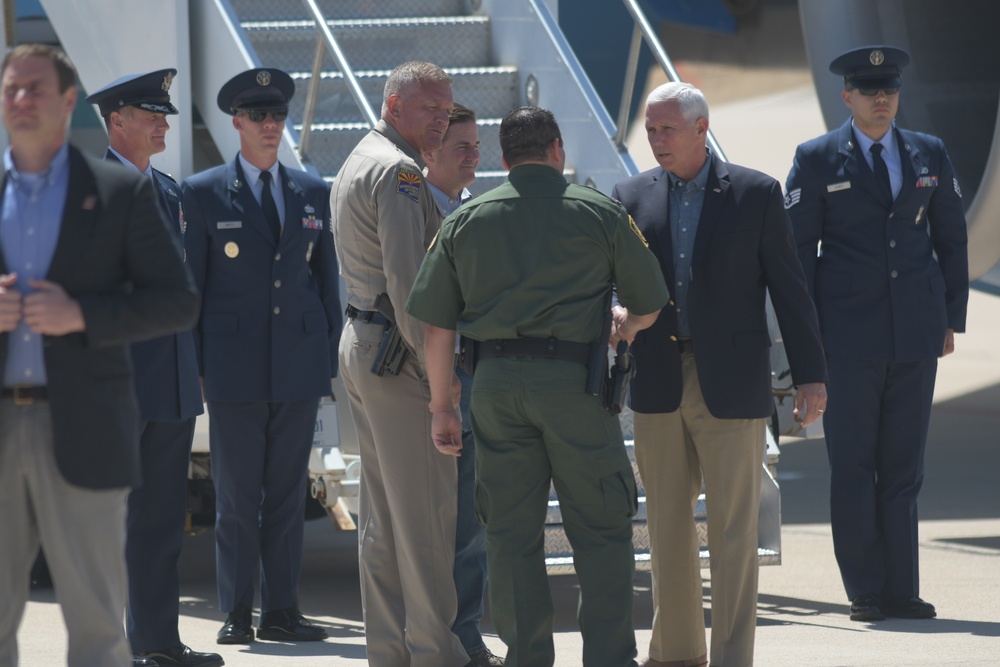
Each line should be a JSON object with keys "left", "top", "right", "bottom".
{"left": 240, "top": 108, "right": 289, "bottom": 122}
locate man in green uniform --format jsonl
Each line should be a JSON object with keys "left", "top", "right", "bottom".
{"left": 406, "top": 106, "right": 669, "bottom": 667}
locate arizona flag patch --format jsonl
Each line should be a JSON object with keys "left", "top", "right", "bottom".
{"left": 397, "top": 168, "right": 422, "bottom": 202}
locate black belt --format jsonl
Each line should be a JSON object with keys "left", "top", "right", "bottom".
{"left": 345, "top": 304, "right": 389, "bottom": 326}
{"left": 476, "top": 337, "right": 591, "bottom": 366}
{"left": 677, "top": 338, "right": 693, "bottom": 354}
{"left": 2, "top": 385, "right": 48, "bottom": 404}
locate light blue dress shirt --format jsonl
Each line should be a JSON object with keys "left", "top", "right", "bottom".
{"left": 1, "top": 144, "right": 71, "bottom": 387}
{"left": 667, "top": 153, "right": 712, "bottom": 339}
{"left": 853, "top": 119, "right": 902, "bottom": 200}
{"left": 238, "top": 153, "right": 285, "bottom": 227}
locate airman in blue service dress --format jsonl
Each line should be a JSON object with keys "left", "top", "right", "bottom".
{"left": 86, "top": 69, "right": 221, "bottom": 667}
{"left": 785, "top": 46, "right": 969, "bottom": 622}
{"left": 181, "top": 68, "right": 341, "bottom": 645}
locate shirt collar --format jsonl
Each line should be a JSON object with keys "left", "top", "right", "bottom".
{"left": 107, "top": 146, "right": 154, "bottom": 178}
{"left": 427, "top": 181, "right": 465, "bottom": 216}
{"left": 852, "top": 119, "right": 897, "bottom": 157}
{"left": 238, "top": 152, "right": 279, "bottom": 189}
{"left": 667, "top": 150, "right": 711, "bottom": 192}
{"left": 4, "top": 143, "right": 71, "bottom": 187}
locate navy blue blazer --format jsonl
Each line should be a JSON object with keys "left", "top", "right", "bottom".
{"left": 613, "top": 156, "right": 826, "bottom": 419}
{"left": 104, "top": 150, "right": 202, "bottom": 422}
{"left": 0, "top": 146, "right": 199, "bottom": 488}
{"left": 181, "top": 156, "right": 341, "bottom": 403}
{"left": 785, "top": 119, "right": 969, "bottom": 361}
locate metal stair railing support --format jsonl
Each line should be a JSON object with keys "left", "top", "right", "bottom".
{"left": 617, "top": 0, "right": 728, "bottom": 162}
{"left": 298, "top": 0, "right": 378, "bottom": 162}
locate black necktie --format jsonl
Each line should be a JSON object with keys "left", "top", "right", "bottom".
{"left": 869, "top": 143, "right": 893, "bottom": 203}
{"left": 259, "top": 170, "right": 281, "bottom": 240}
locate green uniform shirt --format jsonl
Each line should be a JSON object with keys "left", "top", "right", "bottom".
{"left": 406, "top": 163, "right": 668, "bottom": 343}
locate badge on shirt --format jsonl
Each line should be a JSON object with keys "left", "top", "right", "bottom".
{"left": 224, "top": 242, "right": 240, "bottom": 258}
{"left": 826, "top": 181, "right": 851, "bottom": 193}
{"left": 217, "top": 221, "right": 242, "bottom": 229}
{"left": 628, "top": 215, "right": 649, "bottom": 248}
{"left": 783, "top": 188, "right": 801, "bottom": 209}
{"left": 396, "top": 168, "right": 423, "bottom": 202}
{"left": 916, "top": 176, "right": 938, "bottom": 188}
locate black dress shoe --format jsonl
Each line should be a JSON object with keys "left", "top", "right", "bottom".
{"left": 468, "top": 648, "right": 505, "bottom": 666}
{"left": 133, "top": 658, "right": 159, "bottom": 667}
{"left": 257, "top": 608, "right": 328, "bottom": 642}
{"left": 217, "top": 604, "right": 255, "bottom": 644}
{"left": 850, "top": 593, "right": 886, "bottom": 622}
{"left": 885, "top": 596, "right": 937, "bottom": 619}
{"left": 140, "top": 644, "right": 224, "bottom": 667}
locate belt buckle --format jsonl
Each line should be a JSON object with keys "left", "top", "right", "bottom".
{"left": 13, "top": 385, "right": 34, "bottom": 406}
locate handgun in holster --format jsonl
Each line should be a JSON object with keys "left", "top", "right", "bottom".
{"left": 370, "top": 292, "right": 411, "bottom": 376}
{"left": 602, "top": 340, "right": 637, "bottom": 415}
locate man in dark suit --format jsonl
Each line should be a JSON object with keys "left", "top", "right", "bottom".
{"left": 85, "top": 70, "right": 222, "bottom": 667}
{"left": 0, "top": 44, "right": 199, "bottom": 667}
{"left": 785, "top": 46, "right": 969, "bottom": 623}
{"left": 612, "top": 82, "right": 827, "bottom": 667}
{"left": 182, "top": 68, "right": 341, "bottom": 645}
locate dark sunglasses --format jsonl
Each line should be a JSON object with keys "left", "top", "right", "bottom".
{"left": 854, "top": 87, "right": 899, "bottom": 96}
{"left": 241, "top": 108, "right": 288, "bottom": 122}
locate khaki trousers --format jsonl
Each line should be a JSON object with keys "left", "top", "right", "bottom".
{"left": 633, "top": 352, "right": 764, "bottom": 667}
{"left": 340, "top": 320, "right": 468, "bottom": 667}
{"left": 0, "top": 401, "right": 131, "bottom": 667}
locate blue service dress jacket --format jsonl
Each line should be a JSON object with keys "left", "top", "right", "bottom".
{"left": 181, "top": 156, "right": 341, "bottom": 402}
{"left": 785, "top": 119, "right": 969, "bottom": 361}
{"left": 104, "top": 150, "right": 202, "bottom": 422}
{"left": 612, "top": 155, "right": 827, "bottom": 419}
{"left": 0, "top": 146, "right": 199, "bottom": 489}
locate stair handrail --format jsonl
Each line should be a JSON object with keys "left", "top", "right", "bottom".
{"left": 616, "top": 0, "right": 728, "bottom": 162}
{"left": 298, "top": 0, "right": 378, "bottom": 161}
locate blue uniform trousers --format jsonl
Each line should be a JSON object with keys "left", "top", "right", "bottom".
{"left": 126, "top": 418, "right": 197, "bottom": 652}
{"left": 208, "top": 398, "right": 319, "bottom": 613}
{"left": 824, "top": 355, "right": 937, "bottom": 600}
{"left": 453, "top": 365, "right": 488, "bottom": 654}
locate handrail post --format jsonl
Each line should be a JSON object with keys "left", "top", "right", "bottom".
{"left": 299, "top": 36, "right": 326, "bottom": 159}
{"left": 613, "top": 23, "right": 643, "bottom": 151}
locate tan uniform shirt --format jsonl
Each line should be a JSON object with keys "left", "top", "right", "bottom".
{"left": 331, "top": 120, "right": 440, "bottom": 363}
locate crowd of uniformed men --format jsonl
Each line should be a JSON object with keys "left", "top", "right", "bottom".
{"left": 0, "top": 35, "right": 966, "bottom": 667}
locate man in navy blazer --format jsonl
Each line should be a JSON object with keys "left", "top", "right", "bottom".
{"left": 86, "top": 70, "right": 221, "bottom": 667}
{"left": 612, "top": 82, "right": 827, "bottom": 667}
{"left": 182, "top": 68, "right": 341, "bottom": 645}
{"left": 0, "top": 44, "right": 199, "bottom": 667}
{"left": 785, "top": 46, "right": 969, "bottom": 623}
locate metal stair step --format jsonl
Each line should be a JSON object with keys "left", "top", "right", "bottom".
{"left": 244, "top": 17, "right": 491, "bottom": 71}
{"left": 544, "top": 521, "right": 652, "bottom": 575}
{"left": 230, "top": 0, "right": 465, "bottom": 22}
{"left": 289, "top": 67, "right": 518, "bottom": 124}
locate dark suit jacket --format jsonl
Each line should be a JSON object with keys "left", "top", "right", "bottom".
{"left": 612, "top": 155, "right": 826, "bottom": 419}
{"left": 785, "top": 119, "right": 969, "bottom": 361}
{"left": 103, "top": 150, "right": 202, "bottom": 422}
{"left": 182, "top": 156, "right": 341, "bottom": 403}
{"left": 0, "top": 145, "right": 200, "bottom": 489}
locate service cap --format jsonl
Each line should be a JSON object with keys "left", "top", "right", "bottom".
{"left": 829, "top": 46, "right": 910, "bottom": 90}
{"left": 216, "top": 68, "right": 294, "bottom": 115}
{"left": 85, "top": 68, "right": 178, "bottom": 117}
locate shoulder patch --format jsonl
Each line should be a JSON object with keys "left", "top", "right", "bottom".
{"left": 397, "top": 168, "right": 422, "bottom": 202}
{"left": 784, "top": 188, "right": 801, "bottom": 209}
{"left": 628, "top": 215, "right": 649, "bottom": 247}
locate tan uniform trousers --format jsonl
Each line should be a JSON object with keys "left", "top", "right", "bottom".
{"left": 340, "top": 319, "right": 468, "bottom": 667}
{"left": 633, "top": 352, "right": 764, "bottom": 667}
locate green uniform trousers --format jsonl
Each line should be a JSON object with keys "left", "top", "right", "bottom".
{"left": 471, "top": 357, "right": 639, "bottom": 667}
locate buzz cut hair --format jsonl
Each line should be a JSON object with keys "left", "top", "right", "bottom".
{"left": 646, "top": 81, "right": 709, "bottom": 125}
{"left": 382, "top": 61, "right": 452, "bottom": 114}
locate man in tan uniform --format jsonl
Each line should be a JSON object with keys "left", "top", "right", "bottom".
{"left": 330, "top": 61, "right": 471, "bottom": 667}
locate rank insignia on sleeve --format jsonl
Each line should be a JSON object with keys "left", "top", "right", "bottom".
{"left": 953, "top": 177, "right": 962, "bottom": 197}
{"left": 784, "top": 188, "right": 801, "bottom": 209}
{"left": 396, "top": 168, "right": 422, "bottom": 202}
{"left": 628, "top": 215, "right": 649, "bottom": 247}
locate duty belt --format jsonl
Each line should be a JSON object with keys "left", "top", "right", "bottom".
{"left": 475, "top": 337, "right": 591, "bottom": 366}
{"left": 345, "top": 304, "right": 389, "bottom": 326}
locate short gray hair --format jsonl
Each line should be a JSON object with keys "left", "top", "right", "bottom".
{"left": 382, "top": 61, "right": 452, "bottom": 115}
{"left": 646, "top": 81, "right": 709, "bottom": 125}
